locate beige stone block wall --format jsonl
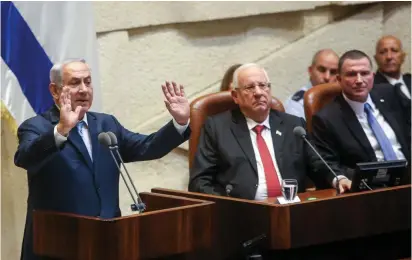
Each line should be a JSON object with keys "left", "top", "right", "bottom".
{"left": 2, "top": 2, "right": 410, "bottom": 259}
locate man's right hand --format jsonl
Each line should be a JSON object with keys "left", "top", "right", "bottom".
{"left": 338, "top": 178, "right": 352, "bottom": 194}
{"left": 56, "top": 87, "right": 84, "bottom": 136}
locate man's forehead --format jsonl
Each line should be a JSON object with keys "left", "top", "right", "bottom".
{"left": 240, "top": 68, "right": 266, "bottom": 81}
{"left": 377, "top": 37, "right": 402, "bottom": 50}
{"left": 64, "top": 62, "right": 90, "bottom": 77}
{"left": 315, "top": 53, "right": 338, "bottom": 66}
{"left": 342, "top": 58, "right": 371, "bottom": 70}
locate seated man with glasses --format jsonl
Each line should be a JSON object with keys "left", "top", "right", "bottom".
{"left": 189, "top": 63, "right": 342, "bottom": 200}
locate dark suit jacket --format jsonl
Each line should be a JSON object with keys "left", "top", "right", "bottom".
{"left": 374, "top": 70, "right": 411, "bottom": 91}
{"left": 374, "top": 71, "right": 411, "bottom": 122}
{"left": 14, "top": 105, "right": 190, "bottom": 260}
{"left": 188, "top": 108, "right": 330, "bottom": 200}
{"left": 312, "top": 85, "right": 411, "bottom": 184}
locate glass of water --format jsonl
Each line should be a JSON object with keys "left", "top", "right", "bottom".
{"left": 282, "top": 179, "right": 298, "bottom": 201}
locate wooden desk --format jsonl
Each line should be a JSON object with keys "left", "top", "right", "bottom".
{"left": 152, "top": 185, "right": 411, "bottom": 260}
{"left": 33, "top": 192, "right": 214, "bottom": 260}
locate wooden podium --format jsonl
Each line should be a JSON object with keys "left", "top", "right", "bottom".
{"left": 152, "top": 185, "right": 411, "bottom": 259}
{"left": 33, "top": 192, "right": 214, "bottom": 260}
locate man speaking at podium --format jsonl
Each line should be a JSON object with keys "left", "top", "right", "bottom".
{"left": 14, "top": 59, "right": 191, "bottom": 260}
{"left": 189, "top": 63, "right": 347, "bottom": 200}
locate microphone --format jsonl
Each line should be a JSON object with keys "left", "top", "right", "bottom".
{"left": 293, "top": 126, "right": 341, "bottom": 195}
{"left": 225, "top": 184, "right": 233, "bottom": 197}
{"left": 98, "top": 132, "right": 146, "bottom": 213}
{"left": 106, "top": 131, "right": 146, "bottom": 212}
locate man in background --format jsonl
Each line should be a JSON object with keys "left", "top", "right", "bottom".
{"left": 284, "top": 49, "right": 339, "bottom": 119}
{"left": 374, "top": 35, "right": 411, "bottom": 126}
{"left": 374, "top": 35, "right": 411, "bottom": 98}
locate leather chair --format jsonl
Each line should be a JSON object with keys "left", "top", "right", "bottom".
{"left": 304, "top": 82, "right": 341, "bottom": 133}
{"left": 188, "top": 91, "right": 284, "bottom": 168}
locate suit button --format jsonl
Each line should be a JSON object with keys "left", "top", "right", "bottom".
{"left": 255, "top": 184, "right": 258, "bottom": 187}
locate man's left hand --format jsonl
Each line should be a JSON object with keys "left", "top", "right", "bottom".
{"left": 162, "top": 81, "right": 189, "bottom": 125}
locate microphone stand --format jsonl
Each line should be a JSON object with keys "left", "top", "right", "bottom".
{"left": 301, "top": 135, "right": 341, "bottom": 195}
{"left": 112, "top": 148, "right": 146, "bottom": 212}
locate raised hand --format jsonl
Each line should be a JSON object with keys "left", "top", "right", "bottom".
{"left": 56, "top": 87, "right": 86, "bottom": 136}
{"left": 162, "top": 81, "right": 189, "bottom": 125}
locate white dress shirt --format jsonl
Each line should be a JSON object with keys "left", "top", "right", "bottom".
{"left": 245, "top": 116, "right": 282, "bottom": 200}
{"left": 343, "top": 93, "right": 405, "bottom": 161}
{"left": 383, "top": 74, "right": 411, "bottom": 99}
{"left": 284, "top": 83, "right": 312, "bottom": 120}
{"left": 54, "top": 113, "right": 189, "bottom": 161}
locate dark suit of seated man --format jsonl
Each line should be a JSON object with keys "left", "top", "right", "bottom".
{"left": 14, "top": 59, "right": 191, "bottom": 260}
{"left": 189, "top": 63, "right": 343, "bottom": 201}
{"left": 312, "top": 50, "right": 411, "bottom": 186}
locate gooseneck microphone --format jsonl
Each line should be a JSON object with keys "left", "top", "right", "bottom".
{"left": 293, "top": 126, "right": 341, "bottom": 195}
{"left": 98, "top": 132, "right": 146, "bottom": 213}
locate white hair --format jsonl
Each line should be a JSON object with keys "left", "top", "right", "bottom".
{"left": 49, "top": 58, "right": 87, "bottom": 87}
{"left": 232, "top": 63, "right": 270, "bottom": 89}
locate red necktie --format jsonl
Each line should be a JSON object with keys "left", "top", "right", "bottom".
{"left": 253, "top": 125, "right": 282, "bottom": 197}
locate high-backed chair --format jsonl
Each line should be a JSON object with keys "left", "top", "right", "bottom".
{"left": 304, "top": 82, "right": 341, "bottom": 133}
{"left": 188, "top": 91, "right": 284, "bottom": 168}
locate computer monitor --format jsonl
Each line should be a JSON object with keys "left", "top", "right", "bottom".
{"left": 350, "top": 159, "right": 409, "bottom": 192}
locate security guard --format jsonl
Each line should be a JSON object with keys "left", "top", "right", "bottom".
{"left": 284, "top": 49, "right": 339, "bottom": 119}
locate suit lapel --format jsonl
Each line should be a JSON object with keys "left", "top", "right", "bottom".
{"left": 338, "top": 95, "right": 377, "bottom": 160}
{"left": 230, "top": 110, "right": 258, "bottom": 175}
{"left": 68, "top": 126, "right": 94, "bottom": 171}
{"left": 87, "top": 113, "right": 100, "bottom": 170}
{"left": 403, "top": 74, "right": 411, "bottom": 91}
{"left": 269, "top": 111, "right": 284, "bottom": 175}
{"left": 370, "top": 90, "right": 408, "bottom": 155}
{"left": 374, "top": 71, "right": 390, "bottom": 85}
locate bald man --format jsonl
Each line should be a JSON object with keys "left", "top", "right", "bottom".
{"left": 374, "top": 35, "right": 411, "bottom": 99}
{"left": 374, "top": 35, "right": 411, "bottom": 133}
{"left": 284, "top": 49, "right": 339, "bottom": 119}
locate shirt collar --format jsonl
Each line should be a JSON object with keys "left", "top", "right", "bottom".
{"left": 245, "top": 114, "right": 270, "bottom": 131}
{"left": 55, "top": 104, "right": 88, "bottom": 126}
{"left": 305, "top": 82, "right": 313, "bottom": 90}
{"left": 382, "top": 73, "right": 405, "bottom": 86}
{"left": 342, "top": 92, "right": 374, "bottom": 116}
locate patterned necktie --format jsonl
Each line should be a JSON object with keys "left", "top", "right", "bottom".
{"left": 253, "top": 125, "right": 282, "bottom": 197}
{"left": 76, "top": 121, "right": 86, "bottom": 136}
{"left": 364, "top": 103, "right": 397, "bottom": 160}
{"left": 76, "top": 121, "right": 92, "bottom": 160}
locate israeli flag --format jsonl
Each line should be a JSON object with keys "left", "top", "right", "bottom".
{"left": 1, "top": 1, "right": 101, "bottom": 130}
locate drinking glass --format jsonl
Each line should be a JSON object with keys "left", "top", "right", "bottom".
{"left": 282, "top": 179, "right": 298, "bottom": 201}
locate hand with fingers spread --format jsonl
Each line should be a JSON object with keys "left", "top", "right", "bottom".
{"left": 162, "top": 81, "right": 189, "bottom": 125}
{"left": 56, "top": 87, "right": 87, "bottom": 136}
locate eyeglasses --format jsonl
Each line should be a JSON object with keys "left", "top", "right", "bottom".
{"left": 236, "top": 82, "right": 271, "bottom": 94}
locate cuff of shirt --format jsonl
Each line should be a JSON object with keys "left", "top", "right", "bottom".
{"left": 172, "top": 118, "right": 190, "bottom": 135}
{"left": 332, "top": 175, "right": 347, "bottom": 188}
{"left": 54, "top": 125, "right": 68, "bottom": 147}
